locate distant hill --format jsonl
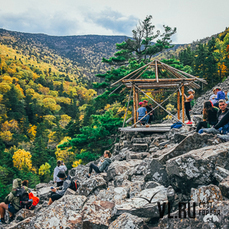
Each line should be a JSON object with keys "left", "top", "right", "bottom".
{"left": 0, "top": 28, "right": 128, "bottom": 81}
{"left": 0, "top": 28, "right": 223, "bottom": 81}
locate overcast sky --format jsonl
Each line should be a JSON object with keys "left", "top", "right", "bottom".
{"left": 0, "top": 0, "right": 228, "bottom": 44}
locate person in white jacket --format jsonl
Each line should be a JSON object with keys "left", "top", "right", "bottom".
{"left": 53, "top": 160, "right": 67, "bottom": 187}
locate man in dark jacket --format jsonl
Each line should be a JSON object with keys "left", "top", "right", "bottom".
{"left": 87, "top": 150, "right": 112, "bottom": 178}
{"left": 48, "top": 171, "right": 71, "bottom": 205}
{"left": 214, "top": 99, "right": 229, "bottom": 129}
{"left": 199, "top": 100, "right": 229, "bottom": 134}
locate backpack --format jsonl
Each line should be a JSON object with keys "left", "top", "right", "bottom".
{"left": 69, "top": 178, "right": 80, "bottom": 191}
{"left": 28, "top": 192, "right": 39, "bottom": 210}
{"left": 15, "top": 187, "right": 32, "bottom": 209}
{"left": 171, "top": 121, "right": 182, "bottom": 129}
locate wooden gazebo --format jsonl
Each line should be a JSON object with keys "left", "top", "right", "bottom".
{"left": 111, "top": 60, "right": 207, "bottom": 127}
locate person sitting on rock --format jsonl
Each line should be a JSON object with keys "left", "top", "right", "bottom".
{"left": 53, "top": 160, "right": 67, "bottom": 187}
{"left": 196, "top": 101, "right": 218, "bottom": 132}
{"left": 48, "top": 171, "right": 71, "bottom": 205}
{"left": 199, "top": 99, "right": 229, "bottom": 134}
{"left": 209, "top": 88, "right": 218, "bottom": 105}
{"left": 143, "top": 100, "right": 153, "bottom": 124}
{"left": 0, "top": 178, "right": 29, "bottom": 224}
{"left": 213, "top": 87, "right": 225, "bottom": 107}
{"left": 137, "top": 102, "right": 149, "bottom": 124}
{"left": 87, "top": 150, "right": 112, "bottom": 178}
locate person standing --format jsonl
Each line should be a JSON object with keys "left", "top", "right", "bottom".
{"left": 184, "top": 89, "right": 195, "bottom": 124}
{"left": 53, "top": 160, "right": 67, "bottom": 187}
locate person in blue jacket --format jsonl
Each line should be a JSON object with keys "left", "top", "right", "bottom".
{"left": 213, "top": 87, "right": 225, "bottom": 107}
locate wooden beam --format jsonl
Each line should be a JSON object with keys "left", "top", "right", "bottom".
{"left": 111, "top": 62, "right": 151, "bottom": 86}
{"left": 182, "top": 85, "right": 185, "bottom": 123}
{"left": 159, "top": 61, "right": 207, "bottom": 84}
{"left": 161, "top": 64, "right": 200, "bottom": 89}
{"left": 155, "top": 60, "right": 159, "bottom": 83}
{"left": 125, "top": 83, "right": 191, "bottom": 89}
{"left": 122, "top": 78, "right": 196, "bottom": 83}
{"left": 133, "top": 85, "right": 137, "bottom": 127}
{"left": 177, "top": 90, "right": 180, "bottom": 120}
{"left": 136, "top": 89, "right": 139, "bottom": 119}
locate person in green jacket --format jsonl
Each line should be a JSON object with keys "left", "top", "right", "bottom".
{"left": 87, "top": 150, "right": 112, "bottom": 178}
{"left": 0, "top": 178, "right": 28, "bottom": 224}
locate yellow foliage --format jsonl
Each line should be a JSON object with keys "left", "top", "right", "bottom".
{"left": 55, "top": 137, "right": 75, "bottom": 164}
{"left": 0, "top": 131, "right": 13, "bottom": 143}
{"left": 1, "top": 119, "right": 19, "bottom": 132}
{"left": 2, "top": 75, "right": 13, "bottom": 83}
{"left": 49, "top": 90, "right": 59, "bottom": 97}
{"left": 72, "top": 159, "right": 82, "bottom": 168}
{"left": 28, "top": 124, "right": 37, "bottom": 140}
{"left": 59, "top": 114, "right": 71, "bottom": 128}
{"left": 48, "top": 131, "right": 56, "bottom": 143}
{"left": 39, "top": 162, "right": 51, "bottom": 176}
{"left": 43, "top": 115, "right": 56, "bottom": 126}
{"left": 15, "top": 84, "right": 24, "bottom": 98}
{"left": 43, "top": 98, "right": 60, "bottom": 111}
{"left": 12, "top": 149, "right": 33, "bottom": 171}
{"left": 56, "top": 97, "right": 71, "bottom": 104}
{"left": 0, "top": 82, "right": 11, "bottom": 93}
{"left": 25, "top": 88, "right": 35, "bottom": 96}
{"left": 79, "top": 114, "right": 84, "bottom": 121}
{"left": 0, "top": 94, "right": 3, "bottom": 103}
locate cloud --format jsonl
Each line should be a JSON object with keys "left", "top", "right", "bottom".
{"left": 0, "top": 10, "right": 80, "bottom": 35}
{"left": 85, "top": 8, "right": 138, "bottom": 35}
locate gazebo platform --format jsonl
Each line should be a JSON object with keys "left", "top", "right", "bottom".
{"left": 119, "top": 123, "right": 172, "bottom": 132}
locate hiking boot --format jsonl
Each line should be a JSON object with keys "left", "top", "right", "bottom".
{"left": 0, "top": 218, "right": 6, "bottom": 224}
{"left": 186, "top": 121, "right": 193, "bottom": 125}
{"left": 86, "top": 175, "right": 91, "bottom": 178}
{"left": 9, "top": 216, "right": 14, "bottom": 223}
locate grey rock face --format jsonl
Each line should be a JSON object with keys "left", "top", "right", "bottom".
{"left": 113, "top": 185, "right": 168, "bottom": 218}
{"left": 190, "top": 184, "right": 223, "bottom": 204}
{"left": 158, "top": 201, "right": 229, "bottom": 229}
{"left": 159, "top": 132, "right": 214, "bottom": 164}
{"left": 29, "top": 195, "right": 86, "bottom": 228}
{"left": 81, "top": 200, "right": 115, "bottom": 228}
{"left": 219, "top": 176, "right": 229, "bottom": 198}
{"left": 108, "top": 213, "right": 148, "bottom": 229}
{"left": 166, "top": 142, "right": 229, "bottom": 193}
{"left": 107, "top": 160, "right": 142, "bottom": 181}
{"left": 213, "top": 166, "right": 229, "bottom": 183}
{"left": 77, "top": 175, "right": 107, "bottom": 196}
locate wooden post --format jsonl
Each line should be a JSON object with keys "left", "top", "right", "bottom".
{"left": 136, "top": 90, "right": 139, "bottom": 113}
{"left": 181, "top": 85, "right": 185, "bottom": 123}
{"left": 155, "top": 60, "right": 159, "bottom": 83}
{"left": 133, "top": 85, "right": 137, "bottom": 127}
{"left": 177, "top": 90, "right": 180, "bottom": 120}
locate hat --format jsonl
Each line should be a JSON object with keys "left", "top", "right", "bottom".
{"left": 216, "top": 87, "right": 221, "bottom": 90}
{"left": 139, "top": 102, "right": 143, "bottom": 105}
{"left": 188, "top": 89, "right": 194, "bottom": 93}
{"left": 143, "top": 100, "right": 148, "bottom": 103}
{"left": 57, "top": 171, "right": 66, "bottom": 178}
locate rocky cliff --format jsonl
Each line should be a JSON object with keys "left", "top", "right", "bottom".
{"left": 2, "top": 124, "right": 229, "bottom": 228}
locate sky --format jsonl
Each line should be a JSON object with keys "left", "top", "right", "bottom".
{"left": 0, "top": 0, "right": 228, "bottom": 44}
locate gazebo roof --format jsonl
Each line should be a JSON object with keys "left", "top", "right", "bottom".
{"left": 111, "top": 59, "right": 207, "bottom": 90}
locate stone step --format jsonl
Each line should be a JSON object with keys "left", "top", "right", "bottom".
{"left": 126, "top": 152, "right": 150, "bottom": 160}
{"left": 132, "top": 143, "right": 148, "bottom": 152}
